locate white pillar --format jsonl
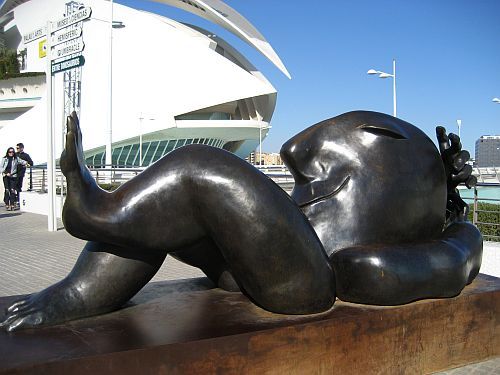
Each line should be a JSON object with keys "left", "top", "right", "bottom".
{"left": 46, "top": 21, "right": 57, "bottom": 231}
{"left": 105, "top": 0, "right": 113, "bottom": 168}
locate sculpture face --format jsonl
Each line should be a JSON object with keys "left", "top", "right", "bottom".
{"left": 281, "top": 111, "right": 447, "bottom": 256}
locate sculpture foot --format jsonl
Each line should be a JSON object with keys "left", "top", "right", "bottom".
{"left": 0, "top": 283, "right": 85, "bottom": 332}
{"left": 60, "top": 111, "right": 86, "bottom": 178}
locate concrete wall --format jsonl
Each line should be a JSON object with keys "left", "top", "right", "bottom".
{"left": 19, "top": 191, "right": 64, "bottom": 218}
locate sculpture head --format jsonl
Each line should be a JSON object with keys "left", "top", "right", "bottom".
{"left": 281, "top": 111, "right": 446, "bottom": 256}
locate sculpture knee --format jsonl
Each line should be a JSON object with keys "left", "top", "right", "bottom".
{"left": 242, "top": 269, "right": 336, "bottom": 315}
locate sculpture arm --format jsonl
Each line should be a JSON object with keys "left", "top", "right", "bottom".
{"left": 330, "top": 222, "right": 482, "bottom": 305}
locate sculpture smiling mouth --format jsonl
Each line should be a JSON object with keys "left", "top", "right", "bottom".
{"left": 298, "top": 175, "right": 351, "bottom": 208}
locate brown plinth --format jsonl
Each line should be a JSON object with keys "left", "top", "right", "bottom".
{"left": 0, "top": 274, "right": 499, "bottom": 374}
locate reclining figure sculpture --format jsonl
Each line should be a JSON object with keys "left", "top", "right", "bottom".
{"left": 1, "top": 110, "right": 482, "bottom": 331}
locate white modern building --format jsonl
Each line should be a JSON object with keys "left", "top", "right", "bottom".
{"left": 0, "top": 0, "right": 290, "bottom": 166}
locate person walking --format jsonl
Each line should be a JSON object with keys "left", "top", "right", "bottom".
{"left": 1, "top": 147, "right": 29, "bottom": 211}
{"left": 15, "top": 143, "right": 33, "bottom": 208}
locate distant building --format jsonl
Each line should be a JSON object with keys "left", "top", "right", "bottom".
{"left": 475, "top": 136, "right": 500, "bottom": 167}
{"left": 247, "top": 151, "right": 283, "bottom": 165}
{"left": 0, "top": 0, "right": 290, "bottom": 166}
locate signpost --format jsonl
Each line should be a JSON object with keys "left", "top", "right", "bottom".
{"left": 23, "top": 26, "right": 46, "bottom": 44}
{"left": 52, "top": 37, "right": 84, "bottom": 60}
{"left": 51, "top": 55, "right": 85, "bottom": 75}
{"left": 53, "top": 6, "right": 92, "bottom": 31}
{"left": 45, "top": 6, "right": 91, "bottom": 231}
{"left": 51, "top": 26, "right": 82, "bottom": 46}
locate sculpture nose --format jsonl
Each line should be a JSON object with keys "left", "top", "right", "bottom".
{"left": 280, "top": 140, "right": 312, "bottom": 184}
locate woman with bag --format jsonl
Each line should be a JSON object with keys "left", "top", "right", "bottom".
{"left": 1, "top": 147, "right": 29, "bottom": 211}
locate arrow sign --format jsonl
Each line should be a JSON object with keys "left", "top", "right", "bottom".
{"left": 23, "top": 26, "right": 46, "bottom": 44}
{"left": 51, "top": 55, "right": 85, "bottom": 75}
{"left": 53, "top": 7, "right": 92, "bottom": 32}
{"left": 52, "top": 37, "right": 84, "bottom": 60}
{"left": 51, "top": 25, "right": 82, "bottom": 46}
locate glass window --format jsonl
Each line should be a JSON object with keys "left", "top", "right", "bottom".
{"left": 112, "top": 147, "right": 121, "bottom": 166}
{"left": 151, "top": 141, "right": 168, "bottom": 163}
{"left": 143, "top": 141, "right": 159, "bottom": 166}
{"left": 128, "top": 144, "right": 140, "bottom": 166}
{"left": 118, "top": 145, "right": 132, "bottom": 166}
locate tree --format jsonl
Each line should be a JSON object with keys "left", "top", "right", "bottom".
{"left": 0, "top": 49, "right": 20, "bottom": 79}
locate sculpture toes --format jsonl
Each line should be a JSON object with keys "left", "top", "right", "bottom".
{"left": 451, "top": 150, "right": 470, "bottom": 173}
{"left": 448, "top": 133, "right": 462, "bottom": 153}
{"left": 451, "top": 165, "right": 473, "bottom": 185}
{"left": 5, "top": 312, "right": 44, "bottom": 332}
{"left": 0, "top": 313, "right": 17, "bottom": 328}
{"left": 466, "top": 175, "right": 477, "bottom": 189}
{"left": 6, "top": 299, "right": 28, "bottom": 313}
{"left": 435, "top": 126, "right": 450, "bottom": 153}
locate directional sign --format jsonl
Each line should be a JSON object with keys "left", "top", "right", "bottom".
{"left": 51, "top": 25, "right": 82, "bottom": 46}
{"left": 23, "top": 26, "right": 46, "bottom": 44}
{"left": 51, "top": 55, "right": 85, "bottom": 75}
{"left": 53, "top": 6, "right": 92, "bottom": 32}
{"left": 52, "top": 37, "right": 84, "bottom": 60}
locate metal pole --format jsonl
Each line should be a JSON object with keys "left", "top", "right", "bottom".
{"left": 473, "top": 186, "right": 478, "bottom": 225}
{"left": 139, "top": 113, "right": 143, "bottom": 167}
{"left": 392, "top": 59, "right": 397, "bottom": 117}
{"left": 46, "top": 20, "right": 57, "bottom": 231}
{"left": 259, "top": 124, "right": 262, "bottom": 165}
{"left": 105, "top": 0, "right": 113, "bottom": 169}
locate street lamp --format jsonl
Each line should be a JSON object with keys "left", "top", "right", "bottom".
{"left": 367, "top": 59, "right": 397, "bottom": 117}
{"left": 493, "top": 98, "right": 500, "bottom": 104}
{"left": 138, "top": 113, "right": 155, "bottom": 167}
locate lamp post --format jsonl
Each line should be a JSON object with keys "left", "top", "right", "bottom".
{"left": 259, "top": 124, "right": 262, "bottom": 165}
{"left": 106, "top": 0, "right": 113, "bottom": 170}
{"left": 367, "top": 59, "right": 397, "bottom": 117}
{"left": 138, "top": 113, "right": 155, "bottom": 167}
{"left": 493, "top": 98, "right": 500, "bottom": 104}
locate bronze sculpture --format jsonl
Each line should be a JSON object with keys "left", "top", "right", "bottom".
{"left": 0, "top": 111, "right": 482, "bottom": 331}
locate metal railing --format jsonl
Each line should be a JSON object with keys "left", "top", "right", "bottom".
{"left": 472, "top": 166, "right": 500, "bottom": 184}
{"left": 25, "top": 166, "right": 500, "bottom": 241}
{"left": 27, "top": 164, "right": 295, "bottom": 193}
{"left": 461, "top": 183, "right": 500, "bottom": 241}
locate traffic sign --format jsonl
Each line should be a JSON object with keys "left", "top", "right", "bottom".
{"left": 53, "top": 7, "right": 91, "bottom": 32}
{"left": 51, "top": 55, "right": 85, "bottom": 75}
{"left": 52, "top": 37, "right": 84, "bottom": 60}
{"left": 51, "top": 25, "right": 82, "bottom": 46}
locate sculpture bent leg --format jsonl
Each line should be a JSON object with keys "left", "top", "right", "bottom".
{"left": 1, "top": 113, "right": 335, "bottom": 331}
{"left": 0, "top": 241, "right": 166, "bottom": 331}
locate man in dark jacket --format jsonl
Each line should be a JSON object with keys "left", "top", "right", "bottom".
{"left": 15, "top": 143, "right": 33, "bottom": 208}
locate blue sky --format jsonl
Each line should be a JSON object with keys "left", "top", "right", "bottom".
{"left": 117, "top": 0, "right": 500, "bottom": 154}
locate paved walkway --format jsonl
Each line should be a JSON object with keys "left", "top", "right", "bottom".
{"left": 0, "top": 209, "right": 204, "bottom": 296}
{"left": 0, "top": 209, "right": 498, "bottom": 373}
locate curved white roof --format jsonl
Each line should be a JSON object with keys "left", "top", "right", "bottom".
{"left": 0, "top": 0, "right": 291, "bottom": 79}
{"left": 153, "top": 0, "right": 291, "bottom": 79}
{"left": 0, "top": 0, "right": 281, "bottom": 163}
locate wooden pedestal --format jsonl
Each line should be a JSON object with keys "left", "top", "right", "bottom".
{"left": 0, "top": 274, "right": 498, "bottom": 374}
